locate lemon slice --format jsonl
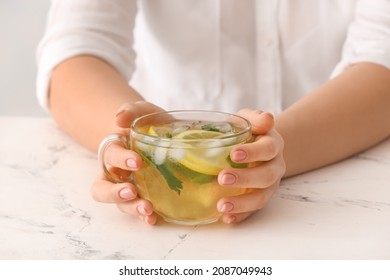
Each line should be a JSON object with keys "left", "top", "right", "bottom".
{"left": 148, "top": 126, "right": 158, "bottom": 136}
{"left": 174, "top": 129, "right": 228, "bottom": 175}
{"left": 147, "top": 126, "right": 173, "bottom": 137}
{"left": 174, "top": 129, "right": 223, "bottom": 139}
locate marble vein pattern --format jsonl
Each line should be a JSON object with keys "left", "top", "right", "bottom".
{"left": 0, "top": 117, "right": 389, "bottom": 259}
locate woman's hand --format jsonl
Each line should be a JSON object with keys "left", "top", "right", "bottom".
{"left": 91, "top": 104, "right": 284, "bottom": 226}
{"left": 91, "top": 101, "right": 164, "bottom": 225}
{"left": 217, "top": 109, "right": 285, "bottom": 224}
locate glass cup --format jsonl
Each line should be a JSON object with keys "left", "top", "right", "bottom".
{"left": 99, "top": 110, "right": 253, "bottom": 225}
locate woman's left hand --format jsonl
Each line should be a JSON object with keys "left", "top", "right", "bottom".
{"left": 217, "top": 109, "right": 285, "bottom": 224}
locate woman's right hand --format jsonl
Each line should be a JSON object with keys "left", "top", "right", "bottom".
{"left": 91, "top": 101, "right": 164, "bottom": 224}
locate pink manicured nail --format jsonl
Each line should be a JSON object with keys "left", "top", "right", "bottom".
{"left": 119, "top": 188, "right": 135, "bottom": 199}
{"left": 260, "top": 111, "right": 274, "bottom": 119}
{"left": 137, "top": 205, "right": 148, "bottom": 216}
{"left": 126, "top": 159, "right": 137, "bottom": 169}
{"left": 232, "top": 150, "right": 247, "bottom": 161}
{"left": 221, "top": 173, "right": 236, "bottom": 185}
{"left": 115, "top": 110, "right": 126, "bottom": 118}
{"left": 220, "top": 202, "right": 234, "bottom": 213}
{"left": 226, "top": 215, "right": 236, "bottom": 224}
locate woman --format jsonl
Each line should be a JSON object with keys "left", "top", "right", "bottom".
{"left": 36, "top": 0, "right": 390, "bottom": 224}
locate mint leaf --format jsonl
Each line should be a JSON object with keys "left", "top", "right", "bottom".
{"left": 138, "top": 151, "right": 183, "bottom": 195}
{"left": 201, "top": 124, "right": 221, "bottom": 132}
{"left": 168, "top": 162, "right": 216, "bottom": 184}
{"left": 155, "top": 162, "right": 183, "bottom": 195}
{"left": 227, "top": 155, "right": 247, "bottom": 169}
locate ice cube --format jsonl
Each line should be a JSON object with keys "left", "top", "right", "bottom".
{"left": 201, "top": 140, "right": 230, "bottom": 157}
{"left": 204, "top": 147, "right": 229, "bottom": 158}
{"left": 213, "top": 122, "right": 233, "bottom": 133}
{"left": 200, "top": 122, "right": 233, "bottom": 133}
{"left": 172, "top": 125, "right": 189, "bottom": 135}
{"left": 168, "top": 148, "right": 186, "bottom": 161}
{"left": 153, "top": 146, "right": 168, "bottom": 165}
{"left": 171, "top": 120, "right": 196, "bottom": 135}
{"left": 135, "top": 142, "right": 150, "bottom": 153}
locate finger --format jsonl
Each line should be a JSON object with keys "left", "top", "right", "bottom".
{"left": 221, "top": 212, "right": 253, "bottom": 224}
{"left": 91, "top": 172, "right": 138, "bottom": 203}
{"left": 103, "top": 141, "right": 142, "bottom": 171}
{"left": 117, "top": 199, "right": 158, "bottom": 225}
{"left": 115, "top": 101, "right": 165, "bottom": 128}
{"left": 217, "top": 184, "right": 278, "bottom": 215}
{"left": 236, "top": 108, "right": 274, "bottom": 135}
{"left": 231, "top": 131, "right": 284, "bottom": 162}
{"left": 117, "top": 198, "right": 153, "bottom": 215}
{"left": 142, "top": 214, "right": 158, "bottom": 225}
{"left": 91, "top": 172, "right": 158, "bottom": 225}
{"left": 218, "top": 156, "right": 285, "bottom": 189}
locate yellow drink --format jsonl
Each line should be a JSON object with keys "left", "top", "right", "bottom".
{"left": 130, "top": 111, "right": 252, "bottom": 225}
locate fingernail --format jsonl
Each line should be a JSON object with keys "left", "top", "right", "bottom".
{"left": 232, "top": 150, "right": 247, "bottom": 162}
{"left": 226, "top": 215, "right": 236, "bottom": 224}
{"left": 219, "top": 202, "right": 234, "bottom": 213}
{"left": 137, "top": 205, "right": 148, "bottom": 216}
{"left": 261, "top": 111, "right": 274, "bottom": 120}
{"left": 115, "top": 110, "right": 126, "bottom": 118}
{"left": 119, "top": 188, "right": 136, "bottom": 199}
{"left": 221, "top": 173, "right": 237, "bottom": 185}
{"left": 144, "top": 215, "right": 156, "bottom": 225}
{"left": 126, "top": 158, "right": 137, "bottom": 169}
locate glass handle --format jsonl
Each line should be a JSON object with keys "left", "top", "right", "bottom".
{"left": 97, "top": 133, "right": 131, "bottom": 183}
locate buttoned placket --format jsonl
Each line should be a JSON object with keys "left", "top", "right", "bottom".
{"left": 255, "top": 0, "right": 282, "bottom": 114}
{"left": 217, "top": 0, "right": 257, "bottom": 112}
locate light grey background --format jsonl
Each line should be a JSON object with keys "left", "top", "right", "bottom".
{"left": 0, "top": 0, "right": 50, "bottom": 116}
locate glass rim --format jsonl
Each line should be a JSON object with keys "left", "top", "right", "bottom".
{"left": 130, "top": 110, "right": 252, "bottom": 143}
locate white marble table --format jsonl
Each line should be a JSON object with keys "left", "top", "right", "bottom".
{"left": 1, "top": 116, "right": 389, "bottom": 260}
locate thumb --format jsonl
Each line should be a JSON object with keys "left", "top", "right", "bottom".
{"left": 236, "top": 109, "right": 274, "bottom": 135}
{"left": 115, "top": 101, "right": 164, "bottom": 128}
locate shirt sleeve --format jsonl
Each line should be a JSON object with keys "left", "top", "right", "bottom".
{"left": 331, "top": 0, "right": 390, "bottom": 77}
{"left": 36, "top": 0, "right": 138, "bottom": 111}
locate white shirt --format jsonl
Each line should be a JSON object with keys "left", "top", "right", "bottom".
{"left": 36, "top": 0, "right": 390, "bottom": 115}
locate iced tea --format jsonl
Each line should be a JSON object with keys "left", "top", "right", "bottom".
{"left": 130, "top": 111, "right": 252, "bottom": 225}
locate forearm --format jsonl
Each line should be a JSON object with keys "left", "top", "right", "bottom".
{"left": 49, "top": 55, "right": 143, "bottom": 153}
{"left": 276, "top": 62, "right": 390, "bottom": 177}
